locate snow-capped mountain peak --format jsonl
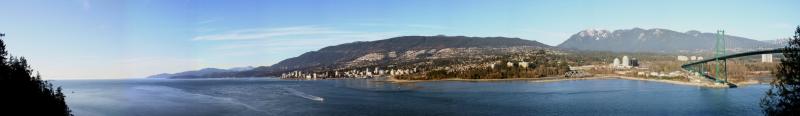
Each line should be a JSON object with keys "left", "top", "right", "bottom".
{"left": 578, "top": 29, "right": 611, "bottom": 39}
{"left": 558, "top": 28, "right": 781, "bottom": 53}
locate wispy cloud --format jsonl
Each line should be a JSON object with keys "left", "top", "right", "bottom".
{"left": 197, "top": 18, "right": 221, "bottom": 25}
{"left": 211, "top": 31, "right": 401, "bottom": 51}
{"left": 80, "top": 0, "right": 91, "bottom": 10}
{"left": 406, "top": 24, "right": 447, "bottom": 29}
{"left": 192, "top": 26, "right": 352, "bottom": 40}
{"left": 356, "top": 23, "right": 447, "bottom": 29}
{"left": 190, "top": 25, "right": 402, "bottom": 66}
{"left": 199, "top": 27, "right": 401, "bottom": 66}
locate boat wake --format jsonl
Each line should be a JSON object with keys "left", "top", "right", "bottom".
{"left": 132, "top": 86, "right": 268, "bottom": 113}
{"left": 283, "top": 87, "right": 324, "bottom": 102}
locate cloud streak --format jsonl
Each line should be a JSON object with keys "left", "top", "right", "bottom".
{"left": 192, "top": 26, "right": 353, "bottom": 40}
{"left": 80, "top": 0, "right": 91, "bottom": 10}
{"left": 211, "top": 31, "right": 401, "bottom": 50}
{"left": 197, "top": 19, "right": 217, "bottom": 25}
{"left": 356, "top": 23, "right": 447, "bottom": 29}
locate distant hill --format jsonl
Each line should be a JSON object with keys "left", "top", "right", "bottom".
{"left": 233, "top": 35, "right": 552, "bottom": 77}
{"left": 557, "top": 28, "right": 780, "bottom": 53}
{"left": 148, "top": 35, "right": 551, "bottom": 78}
{"left": 147, "top": 66, "right": 254, "bottom": 79}
{"left": 762, "top": 38, "right": 792, "bottom": 47}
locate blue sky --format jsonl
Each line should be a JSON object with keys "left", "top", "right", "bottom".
{"left": 0, "top": 0, "right": 798, "bottom": 79}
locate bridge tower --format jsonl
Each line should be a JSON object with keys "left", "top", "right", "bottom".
{"left": 714, "top": 30, "right": 727, "bottom": 83}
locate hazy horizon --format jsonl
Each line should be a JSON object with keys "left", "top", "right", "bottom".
{"left": 1, "top": 0, "right": 798, "bottom": 79}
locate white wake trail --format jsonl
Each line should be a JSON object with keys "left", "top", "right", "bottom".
{"left": 132, "top": 86, "right": 268, "bottom": 113}
{"left": 283, "top": 87, "right": 324, "bottom": 102}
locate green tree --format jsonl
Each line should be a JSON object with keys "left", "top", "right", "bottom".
{"left": 0, "top": 34, "right": 72, "bottom": 116}
{"left": 761, "top": 26, "right": 800, "bottom": 115}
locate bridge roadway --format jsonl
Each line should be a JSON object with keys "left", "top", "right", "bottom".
{"left": 680, "top": 48, "right": 792, "bottom": 87}
{"left": 681, "top": 48, "right": 785, "bottom": 68}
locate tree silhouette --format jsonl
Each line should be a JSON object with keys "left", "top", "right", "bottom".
{"left": 0, "top": 33, "right": 72, "bottom": 116}
{"left": 761, "top": 26, "right": 800, "bottom": 115}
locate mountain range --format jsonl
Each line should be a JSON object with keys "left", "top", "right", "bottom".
{"left": 557, "top": 28, "right": 779, "bottom": 53}
{"left": 149, "top": 28, "right": 783, "bottom": 78}
{"left": 147, "top": 66, "right": 254, "bottom": 79}
{"left": 239, "top": 35, "right": 552, "bottom": 77}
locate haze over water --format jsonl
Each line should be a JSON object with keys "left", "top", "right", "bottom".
{"left": 54, "top": 78, "right": 767, "bottom": 116}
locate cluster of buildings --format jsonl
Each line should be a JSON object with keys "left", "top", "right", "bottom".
{"left": 679, "top": 54, "right": 774, "bottom": 63}
{"left": 484, "top": 61, "right": 532, "bottom": 69}
{"left": 506, "top": 61, "right": 530, "bottom": 68}
{"left": 637, "top": 71, "right": 684, "bottom": 77}
{"left": 281, "top": 67, "right": 418, "bottom": 79}
{"left": 614, "top": 70, "right": 684, "bottom": 78}
{"left": 676, "top": 55, "right": 704, "bottom": 61}
{"left": 610, "top": 56, "right": 639, "bottom": 69}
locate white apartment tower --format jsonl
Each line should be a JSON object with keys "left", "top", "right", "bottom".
{"left": 762, "top": 54, "right": 774, "bottom": 63}
{"left": 622, "top": 56, "right": 630, "bottom": 67}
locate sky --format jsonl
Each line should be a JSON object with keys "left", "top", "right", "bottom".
{"left": 0, "top": 0, "right": 798, "bottom": 79}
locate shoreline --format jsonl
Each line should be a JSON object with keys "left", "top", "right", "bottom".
{"left": 384, "top": 76, "right": 561, "bottom": 83}
{"left": 385, "top": 75, "right": 740, "bottom": 88}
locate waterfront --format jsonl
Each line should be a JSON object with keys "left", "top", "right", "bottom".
{"left": 54, "top": 78, "right": 768, "bottom": 116}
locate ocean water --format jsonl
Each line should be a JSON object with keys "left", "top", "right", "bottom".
{"left": 52, "top": 78, "right": 769, "bottom": 116}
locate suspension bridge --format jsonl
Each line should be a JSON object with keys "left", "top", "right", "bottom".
{"left": 681, "top": 30, "right": 790, "bottom": 87}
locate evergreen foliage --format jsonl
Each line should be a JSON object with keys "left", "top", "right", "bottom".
{"left": 761, "top": 26, "right": 800, "bottom": 115}
{"left": 0, "top": 34, "right": 72, "bottom": 116}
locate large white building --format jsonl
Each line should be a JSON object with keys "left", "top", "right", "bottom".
{"left": 518, "top": 62, "right": 529, "bottom": 68}
{"left": 621, "top": 56, "right": 630, "bottom": 67}
{"left": 762, "top": 54, "right": 774, "bottom": 63}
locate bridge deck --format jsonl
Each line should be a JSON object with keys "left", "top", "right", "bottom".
{"left": 681, "top": 49, "right": 784, "bottom": 68}
{"left": 680, "top": 48, "right": 790, "bottom": 86}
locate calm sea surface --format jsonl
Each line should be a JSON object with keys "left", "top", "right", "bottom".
{"left": 52, "top": 78, "right": 768, "bottom": 116}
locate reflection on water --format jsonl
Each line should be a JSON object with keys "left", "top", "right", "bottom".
{"left": 52, "top": 78, "right": 769, "bottom": 116}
